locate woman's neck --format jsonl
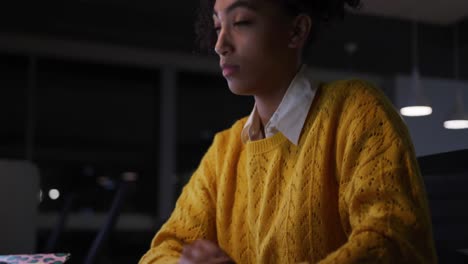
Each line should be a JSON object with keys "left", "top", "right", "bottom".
{"left": 254, "top": 91, "right": 286, "bottom": 128}
{"left": 254, "top": 64, "right": 301, "bottom": 127}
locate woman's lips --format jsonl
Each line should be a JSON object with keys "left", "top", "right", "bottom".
{"left": 221, "top": 65, "right": 240, "bottom": 77}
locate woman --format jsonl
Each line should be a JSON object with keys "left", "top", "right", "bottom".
{"left": 140, "top": 0, "right": 438, "bottom": 263}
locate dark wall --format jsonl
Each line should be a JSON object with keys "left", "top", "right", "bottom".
{"left": 309, "top": 14, "right": 459, "bottom": 78}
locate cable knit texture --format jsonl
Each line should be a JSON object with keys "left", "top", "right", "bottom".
{"left": 140, "top": 80, "right": 437, "bottom": 264}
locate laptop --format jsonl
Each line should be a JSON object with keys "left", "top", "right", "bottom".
{"left": 0, "top": 253, "right": 70, "bottom": 264}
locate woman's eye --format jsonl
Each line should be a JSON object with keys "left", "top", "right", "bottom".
{"left": 234, "top": 20, "right": 252, "bottom": 27}
{"left": 213, "top": 20, "right": 252, "bottom": 34}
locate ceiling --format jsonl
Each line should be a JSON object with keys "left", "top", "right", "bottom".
{"left": 74, "top": 0, "right": 468, "bottom": 25}
{"left": 72, "top": 0, "right": 468, "bottom": 23}
{"left": 359, "top": 0, "right": 468, "bottom": 25}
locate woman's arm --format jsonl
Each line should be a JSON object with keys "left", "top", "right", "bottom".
{"left": 319, "top": 82, "right": 437, "bottom": 263}
{"left": 139, "top": 139, "right": 219, "bottom": 264}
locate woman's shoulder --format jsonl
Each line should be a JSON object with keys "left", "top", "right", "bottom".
{"left": 321, "top": 79, "right": 381, "bottom": 97}
{"left": 319, "top": 78, "right": 407, "bottom": 135}
{"left": 319, "top": 78, "right": 392, "bottom": 108}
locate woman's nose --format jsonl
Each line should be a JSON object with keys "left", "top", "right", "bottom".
{"left": 214, "top": 29, "right": 233, "bottom": 56}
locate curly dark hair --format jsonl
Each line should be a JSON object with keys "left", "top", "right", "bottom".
{"left": 195, "top": 0, "right": 361, "bottom": 53}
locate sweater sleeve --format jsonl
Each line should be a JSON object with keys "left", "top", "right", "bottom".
{"left": 318, "top": 81, "right": 437, "bottom": 264}
{"left": 139, "top": 138, "right": 219, "bottom": 264}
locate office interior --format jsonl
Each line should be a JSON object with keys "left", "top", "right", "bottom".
{"left": 0, "top": 0, "right": 468, "bottom": 263}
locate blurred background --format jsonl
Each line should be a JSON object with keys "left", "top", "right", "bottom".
{"left": 0, "top": 0, "right": 467, "bottom": 263}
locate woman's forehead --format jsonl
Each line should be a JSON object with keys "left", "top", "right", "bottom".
{"left": 213, "top": 0, "right": 263, "bottom": 15}
{"left": 213, "top": 0, "right": 282, "bottom": 19}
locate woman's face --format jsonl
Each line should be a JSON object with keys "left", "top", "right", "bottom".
{"left": 213, "top": 0, "right": 296, "bottom": 96}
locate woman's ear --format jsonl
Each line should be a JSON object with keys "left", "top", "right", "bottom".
{"left": 288, "top": 14, "right": 312, "bottom": 49}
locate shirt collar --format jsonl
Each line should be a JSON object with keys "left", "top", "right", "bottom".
{"left": 241, "top": 105, "right": 264, "bottom": 143}
{"left": 242, "top": 65, "right": 316, "bottom": 145}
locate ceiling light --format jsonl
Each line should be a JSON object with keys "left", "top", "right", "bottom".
{"left": 49, "top": 189, "right": 60, "bottom": 200}
{"left": 444, "top": 24, "right": 468, "bottom": 129}
{"left": 400, "top": 21, "right": 432, "bottom": 117}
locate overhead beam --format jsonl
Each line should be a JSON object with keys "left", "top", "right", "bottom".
{"left": 0, "top": 32, "right": 218, "bottom": 73}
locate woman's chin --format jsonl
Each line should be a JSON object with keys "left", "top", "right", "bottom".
{"left": 226, "top": 80, "right": 254, "bottom": 96}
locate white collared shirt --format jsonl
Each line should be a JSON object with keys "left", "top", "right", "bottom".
{"left": 241, "top": 65, "right": 317, "bottom": 145}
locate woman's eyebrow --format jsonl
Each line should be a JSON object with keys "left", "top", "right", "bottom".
{"left": 213, "top": 0, "right": 258, "bottom": 17}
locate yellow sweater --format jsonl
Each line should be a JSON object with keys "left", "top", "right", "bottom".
{"left": 140, "top": 80, "right": 437, "bottom": 263}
